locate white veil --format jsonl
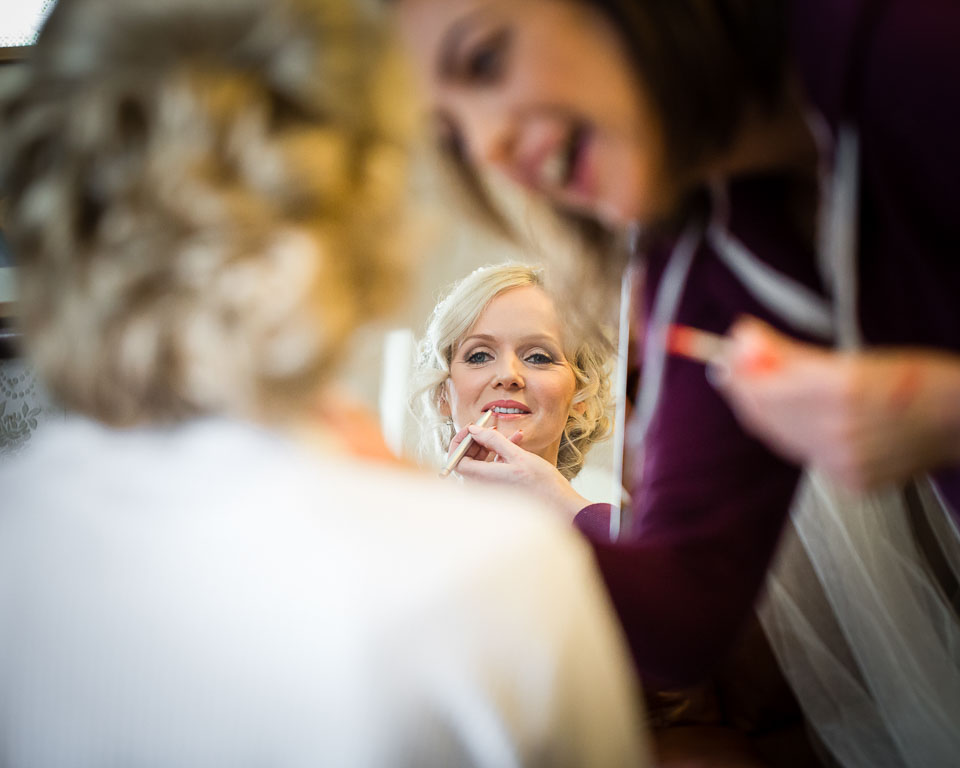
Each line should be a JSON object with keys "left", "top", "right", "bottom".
{"left": 761, "top": 474, "right": 960, "bottom": 766}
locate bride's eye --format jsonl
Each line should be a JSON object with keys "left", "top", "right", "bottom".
{"left": 526, "top": 352, "right": 554, "bottom": 365}
{"left": 466, "top": 350, "right": 492, "bottom": 365}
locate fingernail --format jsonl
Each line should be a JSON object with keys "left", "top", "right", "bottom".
{"left": 706, "top": 361, "right": 731, "bottom": 388}
{"left": 742, "top": 349, "right": 781, "bottom": 375}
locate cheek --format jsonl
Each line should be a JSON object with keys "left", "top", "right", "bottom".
{"left": 540, "top": 373, "right": 578, "bottom": 421}
{"left": 602, "top": 144, "right": 667, "bottom": 224}
{"left": 446, "top": 369, "right": 483, "bottom": 415}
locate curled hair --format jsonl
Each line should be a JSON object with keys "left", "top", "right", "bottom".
{"left": 413, "top": 264, "right": 612, "bottom": 480}
{"left": 0, "top": 0, "right": 413, "bottom": 425}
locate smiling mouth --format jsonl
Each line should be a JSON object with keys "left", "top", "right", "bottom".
{"left": 482, "top": 402, "right": 532, "bottom": 416}
{"left": 538, "top": 122, "right": 590, "bottom": 191}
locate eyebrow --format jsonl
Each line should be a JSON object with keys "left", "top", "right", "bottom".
{"left": 458, "top": 333, "right": 564, "bottom": 350}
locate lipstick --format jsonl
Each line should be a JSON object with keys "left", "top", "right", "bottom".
{"left": 666, "top": 324, "right": 729, "bottom": 364}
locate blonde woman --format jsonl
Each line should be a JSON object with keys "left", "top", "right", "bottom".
{"left": 416, "top": 264, "right": 612, "bottom": 520}
{"left": 0, "top": 1, "right": 647, "bottom": 765}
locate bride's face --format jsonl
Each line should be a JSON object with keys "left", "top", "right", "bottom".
{"left": 445, "top": 285, "right": 580, "bottom": 466}
{"left": 394, "top": 0, "right": 679, "bottom": 227}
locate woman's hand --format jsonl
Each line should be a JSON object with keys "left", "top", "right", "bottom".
{"left": 716, "top": 317, "right": 960, "bottom": 491}
{"left": 447, "top": 425, "right": 590, "bottom": 522}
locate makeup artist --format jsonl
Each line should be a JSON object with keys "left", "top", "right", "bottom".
{"left": 391, "top": 0, "right": 960, "bottom": 763}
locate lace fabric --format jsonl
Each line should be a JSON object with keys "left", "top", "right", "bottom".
{"left": 760, "top": 475, "right": 960, "bottom": 767}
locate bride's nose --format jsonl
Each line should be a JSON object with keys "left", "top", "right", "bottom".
{"left": 493, "top": 356, "right": 524, "bottom": 389}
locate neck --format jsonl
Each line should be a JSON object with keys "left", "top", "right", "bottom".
{"left": 540, "top": 438, "right": 562, "bottom": 469}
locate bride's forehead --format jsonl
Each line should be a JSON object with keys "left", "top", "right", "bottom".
{"left": 460, "top": 290, "right": 568, "bottom": 347}
{"left": 476, "top": 286, "right": 559, "bottom": 324}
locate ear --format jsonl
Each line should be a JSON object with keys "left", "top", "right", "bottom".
{"left": 571, "top": 398, "right": 587, "bottom": 416}
{"left": 438, "top": 380, "right": 452, "bottom": 419}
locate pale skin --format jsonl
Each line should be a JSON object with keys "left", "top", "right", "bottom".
{"left": 396, "top": 0, "right": 960, "bottom": 493}
{"left": 718, "top": 318, "right": 960, "bottom": 492}
{"left": 443, "top": 285, "right": 591, "bottom": 520}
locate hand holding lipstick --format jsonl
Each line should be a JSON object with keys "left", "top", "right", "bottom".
{"left": 440, "top": 410, "right": 500, "bottom": 477}
{"left": 446, "top": 422, "right": 590, "bottom": 521}
{"left": 711, "top": 317, "right": 960, "bottom": 491}
{"left": 444, "top": 414, "right": 520, "bottom": 468}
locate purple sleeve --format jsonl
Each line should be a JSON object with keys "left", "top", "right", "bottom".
{"left": 587, "top": 358, "right": 801, "bottom": 687}
{"left": 573, "top": 503, "right": 613, "bottom": 540}
{"left": 580, "top": 187, "right": 820, "bottom": 687}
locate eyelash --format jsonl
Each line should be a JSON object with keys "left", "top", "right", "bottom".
{"left": 526, "top": 352, "right": 554, "bottom": 365}
{"left": 461, "top": 28, "right": 511, "bottom": 83}
{"left": 466, "top": 350, "right": 492, "bottom": 365}
{"left": 463, "top": 351, "right": 555, "bottom": 366}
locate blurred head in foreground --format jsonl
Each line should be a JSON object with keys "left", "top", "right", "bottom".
{"left": 0, "top": 0, "right": 413, "bottom": 427}
{"left": 415, "top": 263, "right": 611, "bottom": 479}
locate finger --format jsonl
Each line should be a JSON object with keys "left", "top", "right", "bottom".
{"left": 726, "top": 317, "right": 789, "bottom": 376}
{"left": 447, "top": 425, "right": 499, "bottom": 464}
{"left": 456, "top": 455, "right": 520, "bottom": 482}
{"left": 466, "top": 425, "right": 526, "bottom": 463}
{"left": 445, "top": 426, "right": 471, "bottom": 458}
{"left": 456, "top": 440, "right": 494, "bottom": 465}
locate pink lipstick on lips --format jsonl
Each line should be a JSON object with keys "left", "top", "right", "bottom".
{"left": 482, "top": 400, "right": 531, "bottom": 420}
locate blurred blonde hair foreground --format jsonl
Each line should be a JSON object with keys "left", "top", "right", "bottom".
{"left": 414, "top": 264, "right": 613, "bottom": 480}
{"left": 0, "top": 0, "right": 413, "bottom": 426}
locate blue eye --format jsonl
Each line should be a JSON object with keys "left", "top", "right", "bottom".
{"left": 466, "top": 350, "right": 492, "bottom": 365}
{"left": 526, "top": 352, "right": 554, "bottom": 365}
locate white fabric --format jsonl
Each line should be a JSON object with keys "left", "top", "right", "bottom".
{"left": 0, "top": 417, "right": 648, "bottom": 768}
{"left": 761, "top": 474, "right": 960, "bottom": 768}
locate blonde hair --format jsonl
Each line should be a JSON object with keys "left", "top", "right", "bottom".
{"left": 0, "top": 0, "right": 412, "bottom": 425}
{"left": 414, "top": 264, "right": 612, "bottom": 479}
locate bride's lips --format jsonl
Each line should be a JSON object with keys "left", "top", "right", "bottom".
{"left": 482, "top": 399, "right": 532, "bottom": 420}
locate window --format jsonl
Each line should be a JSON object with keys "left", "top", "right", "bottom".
{"left": 1, "top": 0, "right": 57, "bottom": 59}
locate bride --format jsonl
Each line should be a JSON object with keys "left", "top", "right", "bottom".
{"left": 415, "top": 263, "right": 613, "bottom": 520}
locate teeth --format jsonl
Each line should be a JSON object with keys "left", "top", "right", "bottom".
{"left": 538, "top": 150, "right": 566, "bottom": 189}
{"left": 492, "top": 406, "right": 525, "bottom": 414}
